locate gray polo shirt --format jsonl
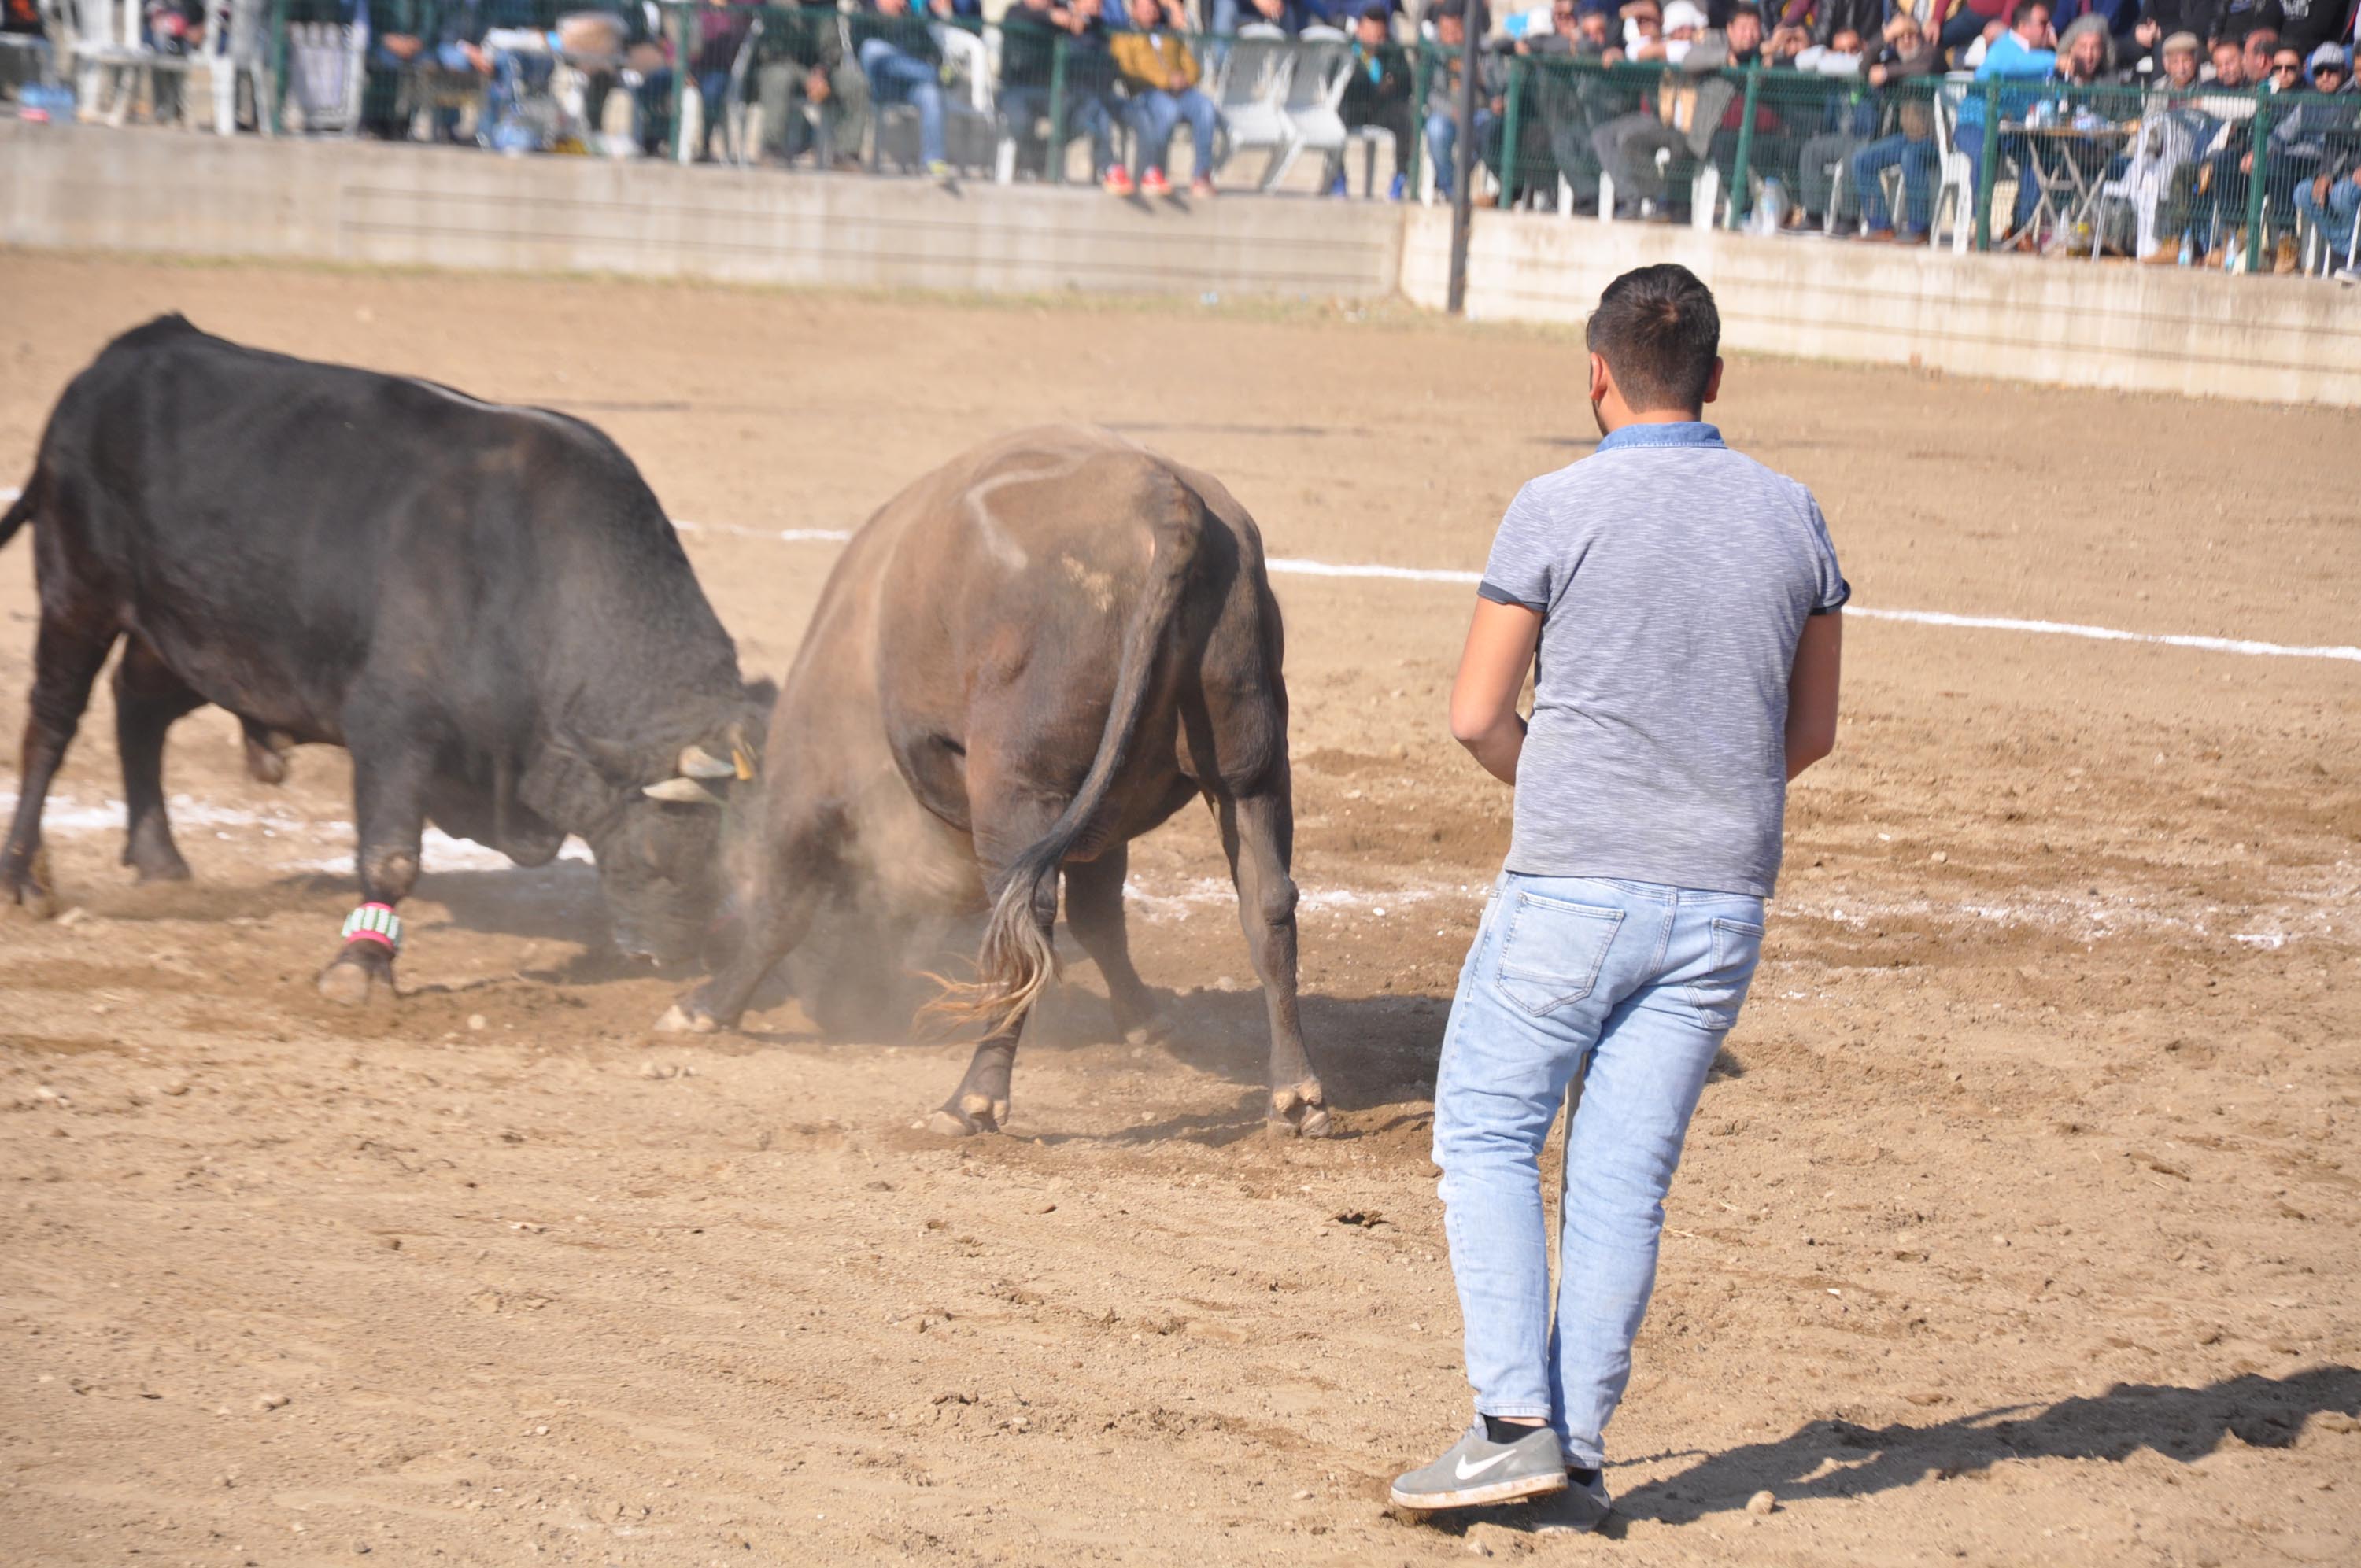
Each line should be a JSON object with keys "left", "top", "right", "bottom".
{"left": 1477, "top": 422, "right": 1847, "bottom": 898}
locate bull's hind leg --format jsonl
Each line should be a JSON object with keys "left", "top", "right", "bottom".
{"left": 2, "top": 611, "right": 120, "bottom": 916}
{"left": 1214, "top": 787, "right": 1328, "bottom": 1138}
{"left": 1062, "top": 845, "right": 1167, "bottom": 1044}
{"left": 929, "top": 789, "right": 1065, "bottom": 1138}
{"left": 113, "top": 637, "right": 208, "bottom": 883}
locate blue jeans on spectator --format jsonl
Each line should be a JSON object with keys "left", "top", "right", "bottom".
{"left": 2295, "top": 174, "right": 2361, "bottom": 263}
{"left": 1434, "top": 874, "right": 1765, "bottom": 1468}
{"left": 858, "top": 36, "right": 944, "bottom": 168}
{"left": 1127, "top": 87, "right": 1221, "bottom": 179}
{"left": 1000, "top": 84, "right": 1118, "bottom": 177}
{"left": 1425, "top": 107, "right": 1497, "bottom": 199}
{"left": 1955, "top": 123, "right": 2038, "bottom": 236}
{"left": 1851, "top": 132, "right": 1938, "bottom": 235}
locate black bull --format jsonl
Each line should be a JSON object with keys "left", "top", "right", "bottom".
{"left": 662, "top": 426, "right": 1328, "bottom": 1138}
{"left": 0, "top": 317, "right": 771, "bottom": 994}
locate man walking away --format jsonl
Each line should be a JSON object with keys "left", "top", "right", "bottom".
{"left": 1391, "top": 265, "right": 1846, "bottom": 1525}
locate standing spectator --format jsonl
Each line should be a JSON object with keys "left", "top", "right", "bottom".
{"left": 2277, "top": 0, "right": 2353, "bottom": 53}
{"left": 1827, "top": 13, "right": 1945, "bottom": 237}
{"left": 2052, "top": 0, "right": 2142, "bottom": 52}
{"left": 2217, "top": 0, "right": 2287, "bottom": 50}
{"left": 756, "top": 0, "right": 870, "bottom": 168}
{"left": 1955, "top": 0, "right": 2060, "bottom": 245}
{"left": 1110, "top": 0, "right": 1222, "bottom": 196}
{"left": 1590, "top": 36, "right": 1738, "bottom": 219}
{"left": 2126, "top": 0, "right": 2214, "bottom": 74}
{"left": 859, "top": 0, "right": 951, "bottom": 179}
{"left": 1330, "top": 0, "right": 1418, "bottom": 198}
{"left": 1425, "top": 0, "right": 1509, "bottom": 200}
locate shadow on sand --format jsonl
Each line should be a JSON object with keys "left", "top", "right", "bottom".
{"left": 1397, "top": 1365, "right": 2361, "bottom": 1541}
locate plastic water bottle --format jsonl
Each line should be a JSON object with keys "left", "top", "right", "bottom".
{"left": 1751, "top": 177, "right": 1790, "bottom": 236}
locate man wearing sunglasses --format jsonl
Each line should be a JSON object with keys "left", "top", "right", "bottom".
{"left": 2290, "top": 45, "right": 2361, "bottom": 277}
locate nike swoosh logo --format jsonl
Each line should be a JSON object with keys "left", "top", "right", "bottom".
{"left": 1454, "top": 1450, "right": 1517, "bottom": 1481}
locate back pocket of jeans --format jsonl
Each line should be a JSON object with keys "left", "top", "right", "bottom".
{"left": 1685, "top": 916, "right": 1765, "bottom": 1031}
{"left": 1493, "top": 892, "right": 1624, "bottom": 1017}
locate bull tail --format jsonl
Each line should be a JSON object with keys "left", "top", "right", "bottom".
{"left": 935, "top": 477, "right": 1205, "bottom": 1035}
{"left": 0, "top": 473, "right": 33, "bottom": 552}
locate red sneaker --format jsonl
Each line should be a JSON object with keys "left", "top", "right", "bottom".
{"left": 1140, "top": 166, "right": 1171, "bottom": 198}
{"left": 1102, "top": 166, "right": 1134, "bottom": 196}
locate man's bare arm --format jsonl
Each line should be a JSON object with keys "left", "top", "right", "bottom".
{"left": 1450, "top": 599, "right": 1543, "bottom": 786}
{"left": 1785, "top": 610, "right": 1842, "bottom": 780}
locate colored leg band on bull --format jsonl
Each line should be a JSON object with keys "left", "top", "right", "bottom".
{"left": 340, "top": 902, "right": 404, "bottom": 954}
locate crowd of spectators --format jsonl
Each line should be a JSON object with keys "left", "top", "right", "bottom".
{"left": 6, "top": 0, "right": 2355, "bottom": 271}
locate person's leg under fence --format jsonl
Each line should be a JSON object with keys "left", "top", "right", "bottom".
{"left": 1177, "top": 87, "right": 1220, "bottom": 183}
{"left": 1900, "top": 135, "right": 1938, "bottom": 234}
{"left": 1547, "top": 887, "right": 1764, "bottom": 1466}
{"left": 1851, "top": 133, "right": 1906, "bottom": 231}
{"left": 1616, "top": 120, "right": 1681, "bottom": 206}
{"left": 1132, "top": 90, "right": 1181, "bottom": 175}
{"left": 1428, "top": 109, "right": 1461, "bottom": 194}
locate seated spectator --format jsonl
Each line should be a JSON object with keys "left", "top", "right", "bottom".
{"left": 2055, "top": 12, "right": 2123, "bottom": 83}
{"left": 1330, "top": 0, "right": 1417, "bottom": 198}
{"left": 2125, "top": 0, "right": 2211, "bottom": 76}
{"left": 2215, "top": 0, "right": 2287, "bottom": 55}
{"left": 756, "top": 0, "right": 871, "bottom": 168}
{"left": 1944, "top": 0, "right": 2015, "bottom": 65}
{"left": 2275, "top": 0, "right": 2349, "bottom": 55}
{"left": 1809, "top": 0, "right": 1883, "bottom": 50}
{"left": 859, "top": 0, "right": 951, "bottom": 179}
{"left": 1590, "top": 34, "right": 1737, "bottom": 218}
{"left": 999, "top": 0, "right": 1124, "bottom": 183}
{"left": 144, "top": 0, "right": 204, "bottom": 122}
{"left": 1424, "top": 0, "right": 1509, "bottom": 201}
{"left": 2252, "top": 42, "right": 2352, "bottom": 264}
{"left": 2114, "top": 28, "right": 2210, "bottom": 260}
{"left": 2291, "top": 110, "right": 2360, "bottom": 275}
{"left": 1954, "top": 0, "right": 2060, "bottom": 245}
{"left": 1649, "top": 0, "right": 1709, "bottom": 61}
{"left": 1820, "top": 13, "right": 1943, "bottom": 236}
{"left": 686, "top": 0, "right": 760, "bottom": 161}
{"left": 2191, "top": 34, "right": 2260, "bottom": 260}
{"left": 1110, "top": 0, "right": 1221, "bottom": 197}
{"left": 2241, "top": 24, "right": 2284, "bottom": 84}
{"left": 1720, "top": 2, "right": 1767, "bottom": 64}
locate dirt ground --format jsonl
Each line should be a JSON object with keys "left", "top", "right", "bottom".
{"left": 2, "top": 252, "right": 2357, "bottom": 1568}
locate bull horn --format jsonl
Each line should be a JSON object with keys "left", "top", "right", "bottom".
{"left": 643, "top": 777, "right": 727, "bottom": 807}
{"left": 676, "top": 743, "right": 737, "bottom": 780}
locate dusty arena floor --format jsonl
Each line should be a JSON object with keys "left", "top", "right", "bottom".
{"left": 2, "top": 253, "right": 2357, "bottom": 1567}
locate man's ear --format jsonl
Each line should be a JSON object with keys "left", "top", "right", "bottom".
{"left": 1701, "top": 356, "right": 1724, "bottom": 407}
{"left": 1587, "top": 351, "right": 1613, "bottom": 407}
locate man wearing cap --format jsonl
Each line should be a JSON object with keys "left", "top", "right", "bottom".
{"left": 2112, "top": 28, "right": 2207, "bottom": 261}
{"left": 2291, "top": 46, "right": 2360, "bottom": 275}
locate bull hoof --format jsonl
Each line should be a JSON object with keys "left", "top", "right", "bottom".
{"left": 316, "top": 955, "right": 389, "bottom": 1008}
{"left": 654, "top": 1003, "right": 719, "bottom": 1035}
{"left": 926, "top": 1109, "right": 985, "bottom": 1137}
{"left": 1269, "top": 1082, "right": 1332, "bottom": 1139}
{"left": 926, "top": 1093, "right": 1007, "bottom": 1137}
{"left": 2, "top": 854, "right": 59, "bottom": 921}
{"left": 129, "top": 855, "right": 193, "bottom": 885}
{"left": 1120, "top": 1011, "right": 1176, "bottom": 1049}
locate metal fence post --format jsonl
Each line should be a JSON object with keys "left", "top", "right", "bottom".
{"left": 670, "top": 2, "right": 691, "bottom": 163}
{"left": 1046, "top": 34, "right": 1068, "bottom": 185}
{"left": 1724, "top": 62, "right": 1761, "bottom": 231}
{"left": 266, "top": 0, "right": 289, "bottom": 133}
{"left": 2242, "top": 87, "right": 2272, "bottom": 274}
{"left": 1971, "top": 78, "right": 1999, "bottom": 252}
{"left": 1405, "top": 46, "right": 1429, "bottom": 201}
{"left": 1498, "top": 56, "right": 1524, "bottom": 208}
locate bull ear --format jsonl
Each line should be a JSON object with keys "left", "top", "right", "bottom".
{"left": 642, "top": 777, "right": 727, "bottom": 807}
{"left": 676, "top": 743, "right": 737, "bottom": 780}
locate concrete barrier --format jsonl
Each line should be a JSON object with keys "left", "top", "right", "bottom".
{"left": 1399, "top": 206, "right": 2361, "bottom": 408}
{"left": 6, "top": 121, "right": 2358, "bottom": 404}
{"left": 0, "top": 121, "right": 1404, "bottom": 299}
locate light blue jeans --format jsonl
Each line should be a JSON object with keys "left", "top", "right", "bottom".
{"left": 1434, "top": 873, "right": 1766, "bottom": 1468}
{"left": 858, "top": 37, "right": 944, "bottom": 169}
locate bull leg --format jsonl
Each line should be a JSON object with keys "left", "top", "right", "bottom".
{"left": 113, "top": 637, "right": 207, "bottom": 884}
{"left": 316, "top": 712, "right": 434, "bottom": 1006}
{"left": 658, "top": 875, "right": 822, "bottom": 1035}
{"left": 1, "top": 613, "right": 120, "bottom": 917}
{"left": 1214, "top": 788, "right": 1328, "bottom": 1138}
{"left": 1062, "top": 845, "right": 1166, "bottom": 1043}
{"left": 928, "top": 791, "right": 1065, "bottom": 1138}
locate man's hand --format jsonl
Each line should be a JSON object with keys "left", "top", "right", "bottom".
{"left": 1785, "top": 611, "right": 1842, "bottom": 780}
{"left": 1450, "top": 600, "right": 1542, "bottom": 787}
{"left": 2134, "top": 17, "right": 2159, "bottom": 46}
{"left": 807, "top": 65, "right": 831, "bottom": 101}
{"left": 463, "top": 41, "right": 490, "bottom": 74}
{"left": 383, "top": 31, "right": 423, "bottom": 60}
{"left": 1982, "top": 18, "right": 2004, "bottom": 42}
{"left": 2240, "top": 150, "right": 2253, "bottom": 174}
{"left": 1868, "top": 61, "right": 1889, "bottom": 85}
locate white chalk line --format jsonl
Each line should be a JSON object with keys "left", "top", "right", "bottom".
{"left": 672, "top": 518, "right": 2361, "bottom": 665}
{"left": 7, "top": 493, "right": 2351, "bottom": 664}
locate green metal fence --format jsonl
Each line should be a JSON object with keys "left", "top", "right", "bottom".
{"left": 247, "top": 7, "right": 2361, "bottom": 279}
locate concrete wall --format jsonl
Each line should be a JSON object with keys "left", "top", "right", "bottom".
{"left": 0, "top": 122, "right": 1405, "bottom": 299}
{"left": 1400, "top": 206, "right": 2361, "bottom": 408}
{"left": 7, "top": 121, "right": 2359, "bottom": 404}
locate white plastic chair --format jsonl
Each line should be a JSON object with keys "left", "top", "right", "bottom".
{"left": 201, "top": 0, "right": 271, "bottom": 135}
{"left": 63, "top": 0, "right": 155, "bottom": 126}
{"left": 1267, "top": 29, "right": 1349, "bottom": 190}
{"left": 281, "top": 12, "right": 368, "bottom": 135}
{"left": 1597, "top": 145, "right": 1716, "bottom": 226}
{"left": 1210, "top": 31, "right": 1294, "bottom": 183}
{"left": 1931, "top": 78, "right": 1980, "bottom": 253}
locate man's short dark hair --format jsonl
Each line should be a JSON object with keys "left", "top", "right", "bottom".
{"left": 1585, "top": 264, "right": 1720, "bottom": 413}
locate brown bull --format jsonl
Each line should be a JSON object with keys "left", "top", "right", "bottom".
{"left": 657, "top": 426, "right": 1328, "bottom": 1138}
